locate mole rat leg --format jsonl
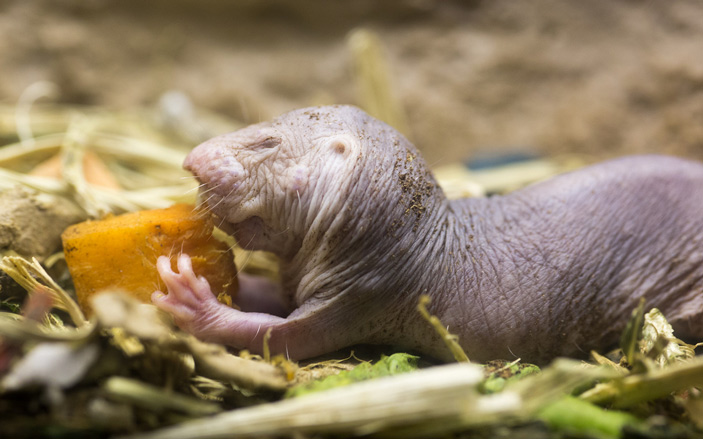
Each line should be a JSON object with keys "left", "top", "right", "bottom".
{"left": 152, "top": 254, "right": 344, "bottom": 359}
{"left": 152, "top": 254, "right": 287, "bottom": 344}
{"left": 236, "top": 273, "right": 290, "bottom": 317}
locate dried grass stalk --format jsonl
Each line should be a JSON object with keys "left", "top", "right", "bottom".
{"left": 0, "top": 255, "right": 87, "bottom": 326}
{"left": 121, "top": 363, "right": 490, "bottom": 439}
{"left": 125, "top": 359, "right": 614, "bottom": 439}
{"left": 348, "top": 28, "right": 410, "bottom": 137}
{"left": 90, "top": 292, "right": 289, "bottom": 392}
{"left": 61, "top": 116, "right": 111, "bottom": 217}
{"left": 0, "top": 314, "right": 95, "bottom": 343}
{"left": 417, "top": 295, "right": 470, "bottom": 363}
{"left": 104, "top": 377, "right": 221, "bottom": 417}
{"left": 581, "top": 354, "right": 703, "bottom": 408}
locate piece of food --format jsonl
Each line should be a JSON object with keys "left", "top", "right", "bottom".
{"left": 62, "top": 204, "right": 238, "bottom": 313}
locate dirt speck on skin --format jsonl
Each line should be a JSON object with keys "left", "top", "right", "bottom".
{"left": 1, "top": 0, "right": 703, "bottom": 165}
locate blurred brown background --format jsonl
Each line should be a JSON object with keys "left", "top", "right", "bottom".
{"left": 2, "top": 0, "right": 702, "bottom": 166}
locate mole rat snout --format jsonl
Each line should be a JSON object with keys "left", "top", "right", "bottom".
{"left": 184, "top": 140, "right": 247, "bottom": 198}
{"left": 183, "top": 143, "right": 205, "bottom": 175}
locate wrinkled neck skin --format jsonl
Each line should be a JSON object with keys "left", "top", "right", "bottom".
{"left": 268, "top": 126, "right": 529, "bottom": 362}
{"left": 277, "top": 134, "right": 464, "bottom": 352}
{"left": 276, "top": 157, "right": 522, "bottom": 362}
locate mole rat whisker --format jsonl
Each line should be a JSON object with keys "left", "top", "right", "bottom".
{"left": 216, "top": 214, "right": 232, "bottom": 232}
{"left": 200, "top": 192, "right": 222, "bottom": 212}
{"left": 189, "top": 205, "right": 208, "bottom": 220}
{"left": 273, "top": 226, "right": 291, "bottom": 237}
{"left": 252, "top": 324, "right": 262, "bottom": 343}
{"left": 207, "top": 184, "right": 238, "bottom": 213}
{"left": 427, "top": 156, "right": 447, "bottom": 169}
{"left": 200, "top": 182, "right": 219, "bottom": 192}
{"left": 198, "top": 183, "right": 222, "bottom": 198}
{"left": 193, "top": 211, "right": 209, "bottom": 223}
{"left": 168, "top": 244, "right": 174, "bottom": 260}
{"left": 184, "top": 184, "right": 206, "bottom": 195}
{"left": 242, "top": 232, "right": 257, "bottom": 250}
{"left": 191, "top": 204, "right": 204, "bottom": 215}
{"left": 235, "top": 249, "right": 255, "bottom": 277}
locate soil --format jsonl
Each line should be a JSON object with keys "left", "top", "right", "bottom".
{"left": 2, "top": 0, "right": 703, "bottom": 166}
{"left": 0, "top": 186, "right": 85, "bottom": 260}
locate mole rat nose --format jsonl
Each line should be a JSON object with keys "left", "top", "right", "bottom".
{"left": 183, "top": 138, "right": 247, "bottom": 196}
{"left": 183, "top": 138, "right": 222, "bottom": 175}
{"left": 183, "top": 146, "right": 199, "bottom": 174}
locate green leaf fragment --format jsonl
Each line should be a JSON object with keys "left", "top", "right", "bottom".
{"left": 285, "top": 353, "right": 419, "bottom": 398}
{"left": 538, "top": 395, "right": 640, "bottom": 439}
{"left": 481, "top": 360, "right": 541, "bottom": 394}
{"left": 620, "top": 297, "right": 645, "bottom": 365}
{"left": 0, "top": 299, "right": 21, "bottom": 314}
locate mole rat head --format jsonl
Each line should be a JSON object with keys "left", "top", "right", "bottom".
{"left": 184, "top": 105, "right": 374, "bottom": 259}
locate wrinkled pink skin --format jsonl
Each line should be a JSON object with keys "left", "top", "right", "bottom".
{"left": 153, "top": 105, "right": 703, "bottom": 364}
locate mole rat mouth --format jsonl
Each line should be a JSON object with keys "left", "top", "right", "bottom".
{"left": 227, "top": 216, "right": 279, "bottom": 254}
{"left": 215, "top": 213, "right": 298, "bottom": 259}
{"left": 229, "top": 216, "right": 262, "bottom": 247}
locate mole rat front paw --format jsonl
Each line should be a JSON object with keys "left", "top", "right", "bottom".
{"left": 152, "top": 253, "right": 221, "bottom": 333}
{"left": 152, "top": 253, "right": 295, "bottom": 354}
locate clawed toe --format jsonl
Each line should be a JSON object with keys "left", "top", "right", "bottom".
{"left": 151, "top": 289, "right": 196, "bottom": 321}
{"left": 152, "top": 254, "right": 219, "bottom": 328}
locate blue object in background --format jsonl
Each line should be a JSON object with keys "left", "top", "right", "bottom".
{"left": 465, "top": 149, "right": 541, "bottom": 171}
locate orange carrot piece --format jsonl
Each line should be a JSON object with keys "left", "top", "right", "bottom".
{"left": 62, "top": 204, "right": 238, "bottom": 313}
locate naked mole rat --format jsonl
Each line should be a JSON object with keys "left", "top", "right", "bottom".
{"left": 152, "top": 105, "right": 703, "bottom": 364}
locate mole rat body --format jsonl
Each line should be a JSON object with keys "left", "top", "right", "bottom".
{"left": 153, "top": 105, "right": 703, "bottom": 364}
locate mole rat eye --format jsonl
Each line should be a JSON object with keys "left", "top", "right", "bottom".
{"left": 327, "top": 136, "right": 354, "bottom": 156}
{"left": 251, "top": 136, "right": 282, "bottom": 149}
{"left": 332, "top": 141, "right": 346, "bottom": 154}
